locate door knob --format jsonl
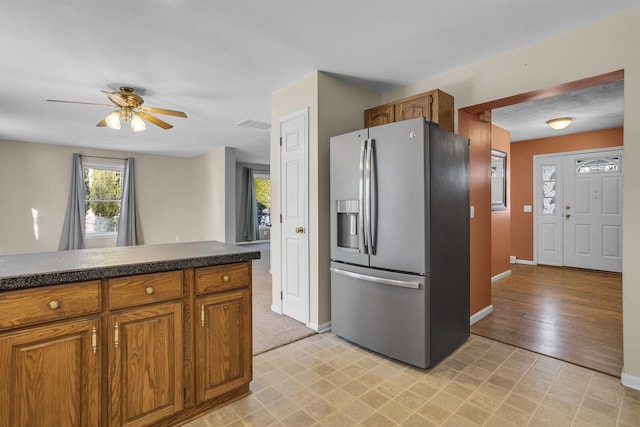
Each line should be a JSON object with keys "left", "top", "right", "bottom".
{"left": 565, "top": 213, "right": 571, "bottom": 218}
{"left": 295, "top": 226, "right": 305, "bottom": 234}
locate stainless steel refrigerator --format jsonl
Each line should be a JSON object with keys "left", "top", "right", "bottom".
{"left": 330, "top": 117, "right": 470, "bottom": 369}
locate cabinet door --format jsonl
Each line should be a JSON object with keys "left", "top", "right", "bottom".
{"left": 0, "top": 317, "right": 100, "bottom": 427}
{"left": 395, "top": 92, "right": 433, "bottom": 123}
{"left": 196, "top": 289, "right": 251, "bottom": 403}
{"left": 364, "top": 102, "right": 395, "bottom": 128}
{"left": 108, "top": 302, "right": 183, "bottom": 427}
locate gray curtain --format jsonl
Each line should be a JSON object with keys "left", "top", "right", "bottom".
{"left": 116, "top": 158, "right": 143, "bottom": 246}
{"left": 240, "top": 167, "right": 259, "bottom": 241}
{"left": 59, "top": 153, "right": 86, "bottom": 250}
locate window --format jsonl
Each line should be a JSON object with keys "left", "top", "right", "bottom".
{"left": 541, "top": 164, "right": 556, "bottom": 215}
{"left": 83, "top": 163, "right": 124, "bottom": 235}
{"left": 254, "top": 173, "right": 271, "bottom": 226}
{"left": 575, "top": 156, "right": 621, "bottom": 174}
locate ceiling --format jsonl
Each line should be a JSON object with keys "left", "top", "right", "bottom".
{"left": 1, "top": 1, "right": 637, "bottom": 163}
{"left": 492, "top": 81, "right": 624, "bottom": 142}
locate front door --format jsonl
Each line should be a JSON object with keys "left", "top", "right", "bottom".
{"left": 535, "top": 148, "right": 622, "bottom": 272}
{"left": 279, "top": 108, "right": 309, "bottom": 324}
{"left": 563, "top": 151, "right": 622, "bottom": 272}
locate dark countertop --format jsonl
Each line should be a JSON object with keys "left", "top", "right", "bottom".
{"left": 0, "top": 241, "right": 261, "bottom": 292}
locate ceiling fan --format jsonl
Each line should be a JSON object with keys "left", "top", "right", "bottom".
{"left": 47, "top": 87, "right": 187, "bottom": 132}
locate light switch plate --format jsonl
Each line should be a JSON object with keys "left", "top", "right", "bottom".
{"left": 524, "top": 205, "right": 532, "bottom": 213}
{"left": 470, "top": 206, "right": 475, "bottom": 218}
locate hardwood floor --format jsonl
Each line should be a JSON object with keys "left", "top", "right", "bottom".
{"left": 471, "top": 264, "right": 622, "bottom": 377}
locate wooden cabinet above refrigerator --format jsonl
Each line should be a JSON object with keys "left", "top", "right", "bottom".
{"left": 364, "top": 89, "right": 454, "bottom": 132}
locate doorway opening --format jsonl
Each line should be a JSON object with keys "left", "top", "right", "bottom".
{"left": 461, "top": 70, "right": 624, "bottom": 376}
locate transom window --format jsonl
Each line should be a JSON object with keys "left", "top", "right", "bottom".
{"left": 575, "top": 156, "right": 621, "bottom": 174}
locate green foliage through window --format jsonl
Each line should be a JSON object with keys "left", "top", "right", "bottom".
{"left": 84, "top": 165, "right": 123, "bottom": 233}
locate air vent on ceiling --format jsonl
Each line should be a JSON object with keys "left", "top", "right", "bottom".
{"left": 235, "top": 118, "right": 271, "bottom": 130}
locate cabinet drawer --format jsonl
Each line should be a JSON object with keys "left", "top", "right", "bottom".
{"left": 195, "top": 262, "right": 250, "bottom": 295}
{"left": 109, "top": 271, "right": 182, "bottom": 310}
{"left": 0, "top": 281, "right": 101, "bottom": 330}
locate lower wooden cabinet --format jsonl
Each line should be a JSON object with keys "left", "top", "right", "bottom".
{"left": 0, "top": 261, "right": 252, "bottom": 427}
{"left": 0, "top": 317, "right": 101, "bottom": 427}
{"left": 196, "top": 288, "right": 251, "bottom": 403}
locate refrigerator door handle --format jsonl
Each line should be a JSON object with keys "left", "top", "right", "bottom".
{"left": 368, "top": 139, "right": 377, "bottom": 255}
{"left": 364, "top": 138, "right": 372, "bottom": 255}
{"left": 359, "top": 139, "right": 368, "bottom": 254}
{"left": 330, "top": 267, "right": 421, "bottom": 289}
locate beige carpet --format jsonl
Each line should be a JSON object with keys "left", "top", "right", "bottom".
{"left": 244, "top": 242, "right": 316, "bottom": 355}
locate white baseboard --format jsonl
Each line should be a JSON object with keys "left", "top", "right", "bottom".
{"left": 621, "top": 370, "right": 640, "bottom": 391}
{"left": 492, "top": 270, "right": 511, "bottom": 283}
{"left": 470, "top": 305, "right": 493, "bottom": 326}
{"left": 515, "top": 259, "right": 536, "bottom": 265}
{"left": 308, "top": 321, "right": 331, "bottom": 333}
{"left": 270, "top": 304, "right": 282, "bottom": 314}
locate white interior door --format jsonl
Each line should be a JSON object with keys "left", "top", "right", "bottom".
{"left": 535, "top": 149, "right": 622, "bottom": 272}
{"left": 279, "top": 108, "right": 309, "bottom": 324}
{"left": 563, "top": 151, "right": 622, "bottom": 272}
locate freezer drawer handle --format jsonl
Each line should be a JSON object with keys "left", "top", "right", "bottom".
{"left": 330, "top": 267, "right": 420, "bottom": 289}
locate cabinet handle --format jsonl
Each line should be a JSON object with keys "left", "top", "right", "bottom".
{"left": 48, "top": 300, "right": 60, "bottom": 310}
{"left": 222, "top": 275, "right": 230, "bottom": 282}
{"left": 201, "top": 304, "right": 205, "bottom": 327}
{"left": 92, "top": 326, "right": 97, "bottom": 354}
{"left": 145, "top": 286, "right": 154, "bottom": 295}
{"left": 114, "top": 321, "right": 119, "bottom": 349}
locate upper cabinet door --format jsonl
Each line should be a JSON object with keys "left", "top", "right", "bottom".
{"left": 395, "top": 93, "right": 433, "bottom": 123}
{"left": 364, "top": 102, "right": 395, "bottom": 128}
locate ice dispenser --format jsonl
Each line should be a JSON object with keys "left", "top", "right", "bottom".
{"left": 336, "top": 200, "right": 359, "bottom": 250}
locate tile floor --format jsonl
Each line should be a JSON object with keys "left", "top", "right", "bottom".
{"left": 184, "top": 333, "right": 640, "bottom": 426}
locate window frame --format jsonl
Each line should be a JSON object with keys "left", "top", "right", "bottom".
{"left": 82, "top": 161, "right": 125, "bottom": 239}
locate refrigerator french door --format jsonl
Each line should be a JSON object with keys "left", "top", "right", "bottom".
{"left": 330, "top": 119, "right": 428, "bottom": 274}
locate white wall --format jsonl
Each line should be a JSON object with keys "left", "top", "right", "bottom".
{"left": 270, "top": 71, "right": 379, "bottom": 329}
{"left": 379, "top": 7, "right": 640, "bottom": 384}
{"left": 0, "top": 140, "right": 195, "bottom": 255}
{"left": 191, "top": 146, "right": 236, "bottom": 243}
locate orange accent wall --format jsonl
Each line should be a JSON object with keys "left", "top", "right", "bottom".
{"left": 491, "top": 125, "right": 511, "bottom": 277}
{"left": 510, "top": 128, "right": 624, "bottom": 261}
{"left": 459, "top": 111, "right": 492, "bottom": 316}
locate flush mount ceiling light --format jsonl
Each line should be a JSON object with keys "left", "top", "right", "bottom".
{"left": 546, "top": 117, "right": 573, "bottom": 130}
{"left": 47, "top": 87, "right": 187, "bottom": 131}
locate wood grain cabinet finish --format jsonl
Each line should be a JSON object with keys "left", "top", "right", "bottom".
{"left": 195, "top": 262, "right": 250, "bottom": 294}
{"left": 364, "top": 89, "right": 454, "bottom": 132}
{"left": 0, "top": 317, "right": 101, "bottom": 427}
{"left": 364, "top": 102, "right": 395, "bottom": 128}
{"left": 195, "top": 289, "right": 251, "bottom": 403}
{"left": 108, "top": 302, "right": 183, "bottom": 427}
{"left": 0, "top": 261, "right": 252, "bottom": 427}
{"left": 0, "top": 280, "right": 101, "bottom": 331}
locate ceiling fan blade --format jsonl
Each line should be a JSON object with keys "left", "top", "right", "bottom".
{"left": 137, "top": 112, "right": 173, "bottom": 129}
{"left": 47, "top": 99, "right": 115, "bottom": 108}
{"left": 101, "top": 90, "right": 128, "bottom": 107}
{"left": 141, "top": 106, "right": 187, "bottom": 118}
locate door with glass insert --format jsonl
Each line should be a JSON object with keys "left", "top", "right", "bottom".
{"left": 535, "top": 149, "right": 622, "bottom": 272}
{"left": 563, "top": 151, "right": 622, "bottom": 272}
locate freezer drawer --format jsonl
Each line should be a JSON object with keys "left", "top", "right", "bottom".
{"left": 330, "top": 263, "right": 430, "bottom": 368}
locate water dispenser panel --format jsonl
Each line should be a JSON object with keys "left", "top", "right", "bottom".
{"left": 336, "top": 200, "right": 359, "bottom": 250}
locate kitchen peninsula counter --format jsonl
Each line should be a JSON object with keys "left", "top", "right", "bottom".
{"left": 0, "top": 241, "right": 259, "bottom": 427}
{"left": 0, "top": 240, "right": 260, "bottom": 291}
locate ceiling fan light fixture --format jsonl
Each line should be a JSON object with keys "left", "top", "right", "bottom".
{"left": 105, "top": 111, "right": 121, "bottom": 130}
{"left": 131, "top": 113, "right": 146, "bottom": 132}
{"left": 546, "top": 117, "right": 573, "bottom": 130}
